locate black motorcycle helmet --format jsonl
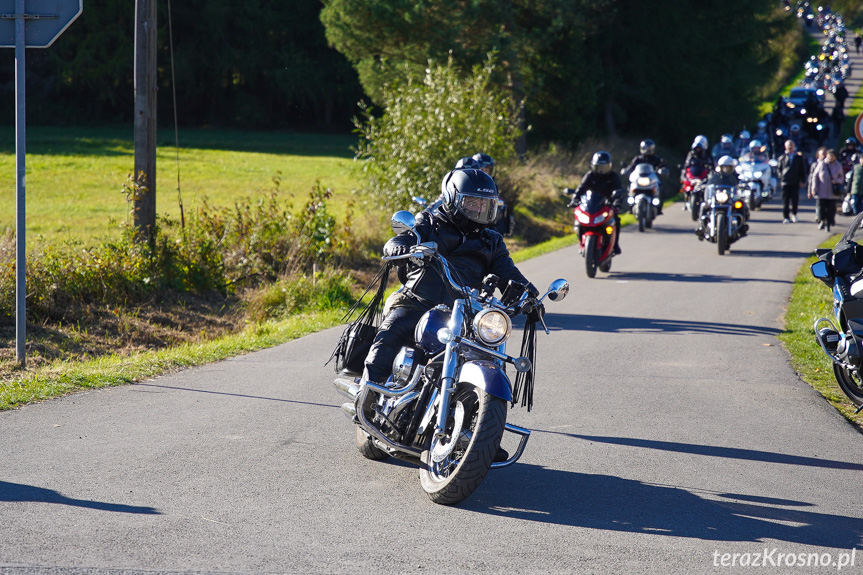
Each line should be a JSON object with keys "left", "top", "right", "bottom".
{"left": 640, "top": 139, "right": 656, "bottom": 155}
{"left": 590, "top": 151, "right": 612, "bottom": 174}
{"left": 455, "top": 156, "right": 479, "bottom": 170}
{"left": 471, "top": 153, "right": 496, "bottom": 177}
{"left": 440, "top": 169, "right": 499, "bottom": 232}
{"left": 845, "top": 137, "right": 858, "bottom": 150}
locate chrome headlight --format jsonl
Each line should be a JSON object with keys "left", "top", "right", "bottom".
{"left": 715, "top": 190, "right": 730, "bottom": 203}
{"left": 473, "top": 309, "right": 512, "bottom": 346}
{"left": 754, "top": 171, "right": 763, "bottom": 178}
{"left": 636, "top": 177, "right": 652, "bottom": 187}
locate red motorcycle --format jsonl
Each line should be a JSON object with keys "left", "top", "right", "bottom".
{"left": 680, "top": 165, "right": 708, "bottom": 221}
{"left": 569, "top": 189, "right": 619, "bottom": 278}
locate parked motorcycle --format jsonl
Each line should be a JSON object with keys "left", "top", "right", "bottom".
{"left": 697, "top": 184, "right": 749, "bottom": 255}
{"left": 626, "top": 163, "right": 663, "bottom": 232}
{"left": 810, "top": 212, "right": 863, "bottom": 407}
{"left": 333, "top": 211, "right": 569, "bottom": 505}
{"left": 566, "top": 188, "right": 620, "bottom": 278}
{"left": 679, "top": 165, "right": 709, "bottom": 221}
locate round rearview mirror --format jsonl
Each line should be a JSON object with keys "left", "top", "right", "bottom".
{"left": 545, "top": 279, "right": 570, "bottom": 302}
{"left": 391, "top": 211, "right": 416, "bottom": 235}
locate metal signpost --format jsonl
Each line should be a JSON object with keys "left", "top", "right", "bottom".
{"left": 0, "top": 0, "right": 82, "bottom": 365}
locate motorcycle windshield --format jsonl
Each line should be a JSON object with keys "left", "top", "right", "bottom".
{"left": 840, "top": 211, "right": 863, "bottom": 245}
{"left": 580, "top": 190, "right": 608, "bottom": 212}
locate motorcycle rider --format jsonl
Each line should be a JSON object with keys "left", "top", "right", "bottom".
{"left": 455, "top": 156, "right": 480, "bottom": 170}
{"left": 472, "top": 152, "right": 496, "bottom": 178}
{"left": 622, "top": 139, "right": 666, "bottom": 215}
{"left": 684, "top": 135, "right": 714, "bottom": 175}
{"left": 696, "top": 156, "right": 748, "bottom": 239}
{"left": 360, "top": 169, "right": 536, "bottom": 388}
{"left": 789, "top": 124, "right": 804, "bottom": 151}
{"left": 711, "top": 134, "right": 736, "bottom": 162}
{"left": 740, "top": 140, "right": 768, "bottom": 163}
{"left": 839, "top": 137, "right": 860, "bottom": 174}
{"left": 734, "top": 130, "right": 751, "bottom": 158}
{"left": 777, "top": 139, "right": 808, "bottom": 223}
{"left": 754, "top": 121, "right": 770, "bottom": 145}
{"left": 567, "top": 151, "right": 625, "bottom": 255}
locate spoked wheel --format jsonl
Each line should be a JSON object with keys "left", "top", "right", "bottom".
{"left": 584, "top": 235, "right": 598, "bottom": 278}
{"left": 419, "top": 384, "right": 507, "bottom": 505}
{"left": 355, "top": 424, "right": 390, "bottom": 461}
{"left": 833, "top": 363, "right": 863, "bottom": 406}
{"left": 717, "top": 212, "right": 728, "bottom": 255}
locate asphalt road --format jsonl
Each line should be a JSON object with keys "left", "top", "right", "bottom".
{"left": 2, "top": 193, "right": 862, "bottom": 575}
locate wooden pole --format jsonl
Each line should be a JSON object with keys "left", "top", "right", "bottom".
{"left": 133, "top": 0, "right": 157, "bottom": 242}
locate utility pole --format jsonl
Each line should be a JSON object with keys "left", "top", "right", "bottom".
{"left": 134, "top": 0, "right": 157, "bottom": 242}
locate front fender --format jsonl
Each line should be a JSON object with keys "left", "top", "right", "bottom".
{"left": 459, "top": 360, "right": 513, "bottom": 402}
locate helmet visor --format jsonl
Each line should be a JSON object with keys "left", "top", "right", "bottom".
{"left": 592, "top": 163, "right": 611, "bottom": 174}
{"left": 455, "top": 192, "right": 499, "bottom": 225}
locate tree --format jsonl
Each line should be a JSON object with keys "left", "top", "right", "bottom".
{"left": 355, "top": 57, "right": 521, "bottom": 210}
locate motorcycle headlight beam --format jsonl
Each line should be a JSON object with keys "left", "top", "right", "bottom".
{"left": 715, "top": 191, "right": 730, "bottom": 203}
{"left": 472, "top": 309, "right": 512, "bottom": 346}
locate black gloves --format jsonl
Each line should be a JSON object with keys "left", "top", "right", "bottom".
{"left": 384, "top": 242, "right": 411, "bottom": 258}
{"left": 525, "top": 302, "right": 545, "bottom": 324}
{"left": 525, "top": 282, "right": 540, "bottom": 298}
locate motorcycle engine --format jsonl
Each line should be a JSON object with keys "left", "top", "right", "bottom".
{"left": 837, "top": 331, "right": 861, "bottom": 367}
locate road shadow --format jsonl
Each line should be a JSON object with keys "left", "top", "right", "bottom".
{"left": 544, "top": 312, "right": 781, "bottom": 337}
{"left": 541, "top": 433, "right": 863, "bottom": 471}
{"left": 466, "top": 465, "right": 863, "bottom": 548}
{"left": 606, "top": 271, "right": 789, "bottom": 284}
{"left": 0, "top": 480, "right": 160, "bottom": 514}
{"left": 729, "top": 249, "right": 815, "bottom": 259}
{"left": 133, "top": 383, "right": 340, "bottom": 409}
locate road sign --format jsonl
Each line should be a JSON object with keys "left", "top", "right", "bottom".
{"left": 0, "top": 0, "right": 81, "bottom": 48}
{"left": 856, "top": 112, "right": 863, "bottom": 144}
{"left": 0, "top": 0, "right": 82, "bottom": 365}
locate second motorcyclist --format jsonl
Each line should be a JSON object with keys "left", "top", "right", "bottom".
{"left": 695, "top": 155, "right": 748, "bottom": 240}
{"left": 567, "top": 151, "right": 625, "bottom": 254}
{"left": 622, "top": 139, "right": 666, "bottom": 215}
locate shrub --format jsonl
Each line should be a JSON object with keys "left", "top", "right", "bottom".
{"left": 354, "top": 55, "right": 522, "bottom": 210}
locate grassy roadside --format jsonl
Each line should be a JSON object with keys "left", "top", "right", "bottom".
{"left": 0, "top": 309, "right": 344, "bottom": 410}
{"left": 778, "top": 235, "right": 863, "bottom": 430}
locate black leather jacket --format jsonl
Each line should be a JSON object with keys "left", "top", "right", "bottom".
{"left": 624, "top": 154, "right": 666, "bottom": 173}
{"left": 572, "top": 170, "right": 624, "bottom": 199}
{"left": 383, "top": 207, "right": 529, "bottom": 307}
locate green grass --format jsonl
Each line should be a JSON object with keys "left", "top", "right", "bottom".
{"left": 0, "top": 309, "right": 344, "bottom": 410}
{"left": 0, "top": 126, "right": 361, "bottom": 243}
{"left": 778, "top": 235, "right": 863, "bottom": 430}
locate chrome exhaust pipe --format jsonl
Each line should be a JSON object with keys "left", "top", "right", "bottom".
{"left": 334, "top": 377, "right": 359, "bottom": 400}
{"left": 340, "top": 402, "right": 357, "bottom": 420}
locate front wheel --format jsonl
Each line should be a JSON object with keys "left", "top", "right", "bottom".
{"left": 689, "top": 195, "right": 699, "bottom": 221}
{"left": 833, "top": 363, "right": 863, "bottom": 406}
{"left": 717, "top": 212, "right": 728, "bottom": 255}
{"left": 584, "top": 234, "right": 598, "bottom": 278}
{"left": 419, "top": 384, "right": 507, "bottom": 505}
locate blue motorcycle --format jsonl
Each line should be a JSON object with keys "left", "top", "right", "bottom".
{"left": 334, "top": 211, "right": 568, "bottom": 505}
{"left": 811, "top": 212, "right": 863, "bottom": 408}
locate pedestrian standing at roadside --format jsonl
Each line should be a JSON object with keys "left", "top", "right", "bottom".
{"left": 808, "top": 149, "right": 844, "bottom": 232}
{"left": 834, "top": 82, "right": 850, "bottom": 111}
{"left": 778, "top": 139, "right": 807, "bottom": 223}
{"left": 855, "top": 32, "right": 862, "bottom": 54}
{"left": 848, "top": 155, "right": 863, "bottom": 214}
{"left": 810, "top": 147, "right": 826, "bottom": 223}
{"left": 832, "top": 105, "right": 845, "bottom": 138}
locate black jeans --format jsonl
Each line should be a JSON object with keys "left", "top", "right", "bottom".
{"left": 782, "top": 185, "right": 799, "bottom": 219}
{"left": 818, "top": 198, "right": 837, "bottom": 229}
{"left": 363, "top": 294, "right": 428, "bottom": 384}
